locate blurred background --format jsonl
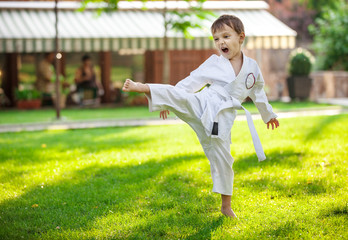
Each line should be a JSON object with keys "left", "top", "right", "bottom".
{"left": 0, "top": 0, "right": 347, "bottom": 110}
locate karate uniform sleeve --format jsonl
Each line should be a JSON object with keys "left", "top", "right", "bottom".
{"left": 249, "top": 68, "right": 278, "bottom": 123}
{"left": 175, "top": 55, "right": 216, "bottom": 93}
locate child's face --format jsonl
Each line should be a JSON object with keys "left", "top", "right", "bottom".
{"left": 212, "top": 24, "right": 245, "bottom": 60}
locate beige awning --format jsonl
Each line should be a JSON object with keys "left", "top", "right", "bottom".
{"left": 0, "top": 1, "right": 297, "bottom": 53}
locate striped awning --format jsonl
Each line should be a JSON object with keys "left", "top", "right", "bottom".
{"left": 0, "top": 1, "right": 297, "bottom": 53}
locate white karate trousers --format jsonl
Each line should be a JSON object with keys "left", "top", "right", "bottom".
{"left": 146, "top": 84, "right": 235, "bottom": 195}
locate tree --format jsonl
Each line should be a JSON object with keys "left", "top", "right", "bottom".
{"left": 54, "top": 0, "right": 61, "bottom": 119}
{"left": 80, "top": 0, "right": 214, "bottom": 84}
{"left": 298, "top": 0, "right": 339, "bottom": 17}
{"left": 309, "top": 0, "right": 348, "bottom": 71}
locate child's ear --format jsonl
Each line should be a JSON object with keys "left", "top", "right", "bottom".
{"left": 239, "top": 32, "right": 246, "bottom": 44}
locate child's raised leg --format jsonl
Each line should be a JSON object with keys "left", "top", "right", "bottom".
{"left": 122, "top": 79, "right": 150, "bottom": 94}
{"left": 221, "top": 194, "right": 237, "bottom": 218}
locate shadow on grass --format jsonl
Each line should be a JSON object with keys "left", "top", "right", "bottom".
{"left": 0, "top": 126, "right": 158, "bottom": 188}
{"left": 238, "top": 177, "right": 328, "bottom": 198}
{"left": 0, "top": 151, "right": 225, "bottom": 239}
{"left": 303, "top": 114, "right": 346, "bottom": 142}
{"left": 234, "top": 149, "right": 304, "bottom": 174}
{"left": 233, "top": 150, "right": 330, "bottom": 198}
{"left": 320, "top": 204, "right": 348, "bottom": 218}
{"left": 258, "top": 221, "right": 302, "bottom": 239}
{"left": 186, "top": 216, "right": 225, "bottom": 240}
{"left": 0, "top": 126, "right": 152, "bottom": 165}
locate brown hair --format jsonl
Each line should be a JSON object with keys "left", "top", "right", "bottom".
{"left": 211, "top": 15, "right": 245, "bottom": 35}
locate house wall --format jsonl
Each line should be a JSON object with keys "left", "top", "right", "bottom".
{"left": 145, "top": 49, "right": 292, "bottom": 100}
{"left": 145, "top": 50, "right": 216, "bottom": 85}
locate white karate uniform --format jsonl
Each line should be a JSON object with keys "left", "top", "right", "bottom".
{"left": 146, "top": 53, "right": 277, "bottom": 195}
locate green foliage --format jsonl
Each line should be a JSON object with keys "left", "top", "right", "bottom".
{"left": 289, "top": 53, "right": 311, "bottom": 76}
{"left": 123, "top": 91, "right": 146, "bottom": 105}
{"left": 80, "top": 0, "right": 215, "bottom": 39}
{"left": 60, "top": 85, "right": 70, "bottom": 96}
{"left": 309, "top": 1, "right": 348, "bottom": 71}
{"left": 298, "top": 0, "right": 339, "bottom": 17}
{"left": 288, "top": 48, "right": 314, "bottom": 76}
{"left": 112, "top": 66, "right": 132, "bottom": 83}
{"left": 0, "top": 114, "right": 347, "bottom": 239}
{"left": 80, "top": 0, "right": 123, "bottom": 13}
{"left": 19, "top": 64, "right": 37, "bottom": 84}
{"left": 169, "top": 7, "right": 216, "bottom": 39}
{"left": 15, "top": 89, "right": 42, "bottom": 100}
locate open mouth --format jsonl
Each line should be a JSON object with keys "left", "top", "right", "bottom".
{"left": 221, "top": 47, "right": 229, "bottom": 53}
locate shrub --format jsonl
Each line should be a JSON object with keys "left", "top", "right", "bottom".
{"left": 15, "top": 89, "right": 42, "bottom": 100}
{"left": 288, "top": 48, "right": 314, "bottom": 76}
{"left": 309, "top": 1, "right": 348, "bottom": 71}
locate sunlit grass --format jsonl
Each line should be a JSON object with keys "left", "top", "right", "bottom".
{"left": 0, "top": 114, "right": 347, "bottom": 239}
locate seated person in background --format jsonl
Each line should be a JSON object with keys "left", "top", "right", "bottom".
{"left": 35, "top": 52, "right": 55, "bottom": 105}
{"left": 74, "top": 55, "right": 98, "bottom": 92}
{"left": 35, "top": 52, "right": 55, "bottom": 94}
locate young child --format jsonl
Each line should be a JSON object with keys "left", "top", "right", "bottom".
{"left": 123, "top": 15, "right": 279, "bottom": 217}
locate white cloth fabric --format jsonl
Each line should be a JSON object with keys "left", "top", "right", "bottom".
{"left": 208, "top": 83, "right": 266, "bottom": 161}
{"left": 146, "top": 53, "right": 277, "bottom": 195}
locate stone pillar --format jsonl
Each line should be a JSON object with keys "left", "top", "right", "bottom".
{"left": 323, "top": 72, "right": 335, "bottom": 98}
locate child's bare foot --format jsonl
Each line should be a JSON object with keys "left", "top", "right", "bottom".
{"left": 122, "top": 79, "right": 149, "bottom": 93}
{"left": 221, "top": 207, "right": 237, "bottom": 218}
{"left": 122, "top": 79, "right": 137, "bottom": 92}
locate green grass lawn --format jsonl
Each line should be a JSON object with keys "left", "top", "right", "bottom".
{"left": 0, "top": 101, "right": 339, "bottom": 125}
{"left": 0, "top": 106, "right": 159, "bottom": 125}
{"left": 0, "top": 114, "right": 347, "bottom": 239}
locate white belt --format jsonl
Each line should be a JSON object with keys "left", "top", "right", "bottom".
{"left": 209, "top": 84, "right": 266, "bottom": 161}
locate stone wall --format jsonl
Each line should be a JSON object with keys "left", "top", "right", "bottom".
{"left": 310, "top": 71, "right": 348, "bottom": 100}
{"left": 243, "top": 48, "right": 291, "bottom": 100}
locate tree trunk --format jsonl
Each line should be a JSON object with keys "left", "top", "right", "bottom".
{"left": 54, "top": 0, "right": 61, "bottom": 119}
{"left": 162, "top": 0, "right": 170, "bottom": 84}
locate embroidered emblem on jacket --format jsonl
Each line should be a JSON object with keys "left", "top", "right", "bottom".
{"left": 245, "top": 73, "right": 255, "bottom": 89}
